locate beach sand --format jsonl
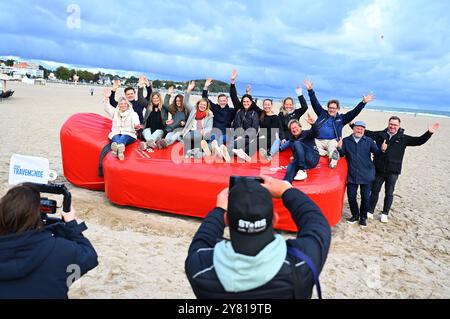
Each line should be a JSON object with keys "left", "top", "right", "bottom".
{"left": 1, "top": 82, "right": 449, "bottom": 298}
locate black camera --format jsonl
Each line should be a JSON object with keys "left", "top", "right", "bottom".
{"left": 33, "top": 183, "right": 72, "bottom": 226}
{"left": 229, "top": 176, "right": 264, "bottom": 189}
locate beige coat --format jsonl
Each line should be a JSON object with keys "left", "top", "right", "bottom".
{"left": 104, "top": 101, "right": 140, "bottom": 140}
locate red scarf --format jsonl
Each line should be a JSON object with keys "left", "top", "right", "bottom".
{"left": 195, "top": 110, "right": 207, "bottom": 120}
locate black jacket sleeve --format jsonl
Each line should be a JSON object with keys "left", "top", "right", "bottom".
{"left": 341, "top": 101, "right": 366, "bottom": 125}
{"left": 405, "top": 131, "right": 433, "bottom": 147}
{"left": 252, "top": 101, "right": 263, "bottom": 116}
{"left": 202, "top": 89, "right": 219, "bottom": 114}
{"left": 278, "top": 114, "right": 287, "bottom": 141}
{"left": 137, "top": 87, "right": 149, "bottom": 108}
{"left": 297, "top": 95, "right": 308, "bottom": 117}
{"left": 283, "top": 188, "right": 331, "bottom": 274}
{"left": 109, "top": 90, "right": 118, "bottom": 108}
{"left": 50, "top": 221, "right": 98, "bottom": 276}
{"left": 230, "top": 84, "right": 241, "bottom": 110}
{"left": 363, "top": 129, "right": 379, "bottom": 141}
{"left": 187, "top": 208, "right": 226, "bottom": 256}
{"left": 307, "top": 89, "right": 325, "bottom": 117}
{"left": 146, "top": 85, "right": 152, "bottom": 100}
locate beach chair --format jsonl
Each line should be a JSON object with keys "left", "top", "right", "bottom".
{"left": 1, "top": 90, "right": 14, "bottom": 99}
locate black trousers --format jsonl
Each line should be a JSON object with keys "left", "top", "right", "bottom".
{"left": 369, "top": 173, "right": 399, "bottom": 215}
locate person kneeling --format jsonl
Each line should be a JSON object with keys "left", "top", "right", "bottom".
{"left": 283, "top": 120, "right": 320, "bottom": 182}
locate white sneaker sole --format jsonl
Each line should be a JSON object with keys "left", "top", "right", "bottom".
{"left": 221, "top": 145, "right": 231, "bottom": 162}
{"left": 117, "top": 144, "right": 125, "bottom": 161}
{"left": 201, "top": 140, "right": 211, "bottom": 156}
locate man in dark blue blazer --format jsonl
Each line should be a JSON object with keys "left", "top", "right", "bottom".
{"left": 338, "top": 121, "right": 381, "bottom": 228}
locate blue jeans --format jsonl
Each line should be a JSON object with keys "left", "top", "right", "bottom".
{"left": 347, "top": 183, "right": 372, "bottom": 220}
{"left": 209, "top": 133, "right": 228, "bottom": 146}
{"left": 183, "top": 131, "right": 203, "bottom": 155}
{"left": 369, "top": 173, "right": 399, "bottom": 216}
{"left": 284, "top": 141, "right": 320, "bottom": 182}
{"left": 111, "top": 134, "right": 136, "bottom": 146}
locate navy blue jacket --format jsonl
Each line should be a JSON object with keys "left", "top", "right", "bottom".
{"left": 339, "top": 135, "right": 381, "bottom": 185}
{"left": 0, "top": 221, "right": 98, "bottom": 299}
{"left": 289, "top": 129, "right": 317, "bottom": 150}
{"left": 308, "top": 89, "right": 366, "bottom": 139}
{"left": 185, "top": 188, "right": 331, "bottom": 299}
{"left": 202, "top": 89, "right": 238, "bottom": 135}
{"left": 364, "top": 128, "right": 433, "bottom": 175}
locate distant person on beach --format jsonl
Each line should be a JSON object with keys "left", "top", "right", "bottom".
{"left": 104, "top": 89, "right": 140, "bottom": 160}
{"left": 303, "top": 79, "right": 374, "bottom": 168}
{"left": 201, "top": 75, "right": 240, "bottom": 160}
{"left": 283, "top": 119, "right": 320, "bottom": 182}
{"left": 0, "top": 183, "right": 98, "bottom": 299}
{"left": 90, "top": 87, "right": 94, "bottom": 96}
{"left": 337, "top": 121, "right": 381, "bottom": 228}
{"left": 224, "top": 69, "right": 260, "bottom": 162}
{"left": 185, "top": 176, "right": 330, "bottom": 299}
{"left": 109, "top": 76, "right": 151, "bottom": 124}
{"left": 361, "top": 116, "right": 440, "bottom": 223}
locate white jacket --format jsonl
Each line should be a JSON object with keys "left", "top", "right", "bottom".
{"left": 104, "top": 102, "right": 140, "bottom": 140}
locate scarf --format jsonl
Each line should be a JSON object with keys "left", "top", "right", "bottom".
{"left": 213, "top": 234, "right": 287, "bottom": 292}
{"left": 195, "top": 110, "right": 207, "bottom": 120}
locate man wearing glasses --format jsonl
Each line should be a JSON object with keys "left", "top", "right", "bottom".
{"left": 303, "top": 79, "right": 374, "bottom": 168}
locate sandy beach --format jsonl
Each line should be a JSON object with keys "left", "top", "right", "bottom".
{"left": 1, "top": 81, "right": 449, "bottom": 298}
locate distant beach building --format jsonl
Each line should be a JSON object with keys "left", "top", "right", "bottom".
{"left": 8, "top": 62, "right": 44, "bottom": 79}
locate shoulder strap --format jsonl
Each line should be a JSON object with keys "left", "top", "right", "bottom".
{"left": 287, "top": 246, "right": 322, "bottom": 299}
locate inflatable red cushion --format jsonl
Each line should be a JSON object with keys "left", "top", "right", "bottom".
{"left": 61, "top": 113, "right": 347, "bottom": 231}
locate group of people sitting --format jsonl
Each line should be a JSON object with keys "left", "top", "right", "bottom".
{"left": 102, "top": 70, "right": 373, "bottom": 179}
{"left": 102, "top": 70, "right": 440, "bottom": 228}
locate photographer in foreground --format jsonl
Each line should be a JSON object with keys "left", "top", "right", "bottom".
{"left": 185, "top": 176, "right": 331, "bottom": 299}
{"left": 0, "top": 183, "right": 98, "bottom": 299}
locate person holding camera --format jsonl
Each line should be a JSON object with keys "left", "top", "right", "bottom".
{"left": 185, "top": 176, "right": 331, "bottom": 299}
{"left": 0, "top": 183, "right": 98, "bottom": 299}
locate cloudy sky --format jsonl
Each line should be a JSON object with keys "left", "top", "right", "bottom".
{"left": 1, "top": 0, "right": 449, "bottom": 111}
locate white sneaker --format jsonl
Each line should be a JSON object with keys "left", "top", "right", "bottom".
{"left": 200, "top": 140, "right": 211, "bottom": 156}
{"left": 233, "top": 149, "right": 251, "bottom": 162}
{"left": 381, "top": 214, "right": 389, "bottom": 223}
{"left": 220, "top": 145, "right": 231, "bottom": 162}
{"left": 294, "top": 170, "right": 308, "bottom": 181}
{"left": 211, "top": 140, "right": 219, "bottom": 157}
{"left": 329, "top": 150, "right": 339, "bottom": 168}
{"left": 111, "top": 142, "right": 118, "bottom": 157}
{"left": 259, "top": 148, "right": 272, "bottom": 161}
{"left": 367, "top": 212, "right": 374, "bottom": 220}
{"left": 117, "top": 144, "right": 125, "bottom": 161}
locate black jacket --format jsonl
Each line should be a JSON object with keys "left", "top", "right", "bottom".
{"left": 202, "top": 89, "right": 238, "bottom": 135}
{"left": 185, "top": 188, "right": 331, "bottom": 299}
{"left": 278, "top": 96, "right": 308, "bottom": 141}
{"left": 0, "top": 221, "right": 98, "bottom": 299}
{"left": 364, "top": 128, "right": 433, "bottom": 175}
{"left": 110, "top": 86, "right": 151, "bottom": 124}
